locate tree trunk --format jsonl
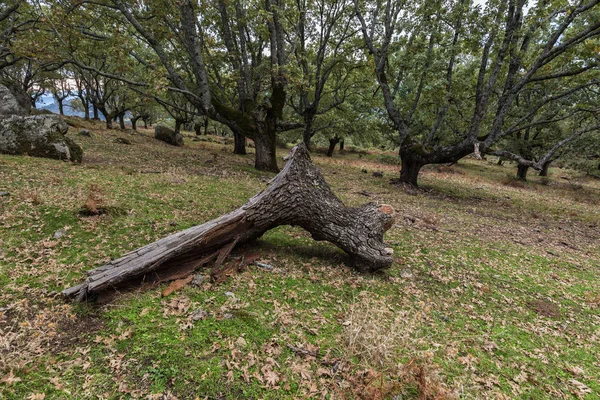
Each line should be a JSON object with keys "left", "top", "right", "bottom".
{"left": 234, "top": 131, "right": 247, "bottom": 155}
{"left": 93, "top": 104, "right": 99, "bottom": 120}
{"left": 131, "top": 117, "right": 139, "bottom": 131}
{"left": 399, "top": 157, "right": 424, "bottom": 187}
{"left": 62, "top": 144, "right": 395, "bottom": 302}
{"left": 143, "top": 118, "right": 149, "bottom": 129}
{"left": 174, "top": 119, "right": 183, "bottom": 134}
{"left": 339, "top": 140, "right": 345, "bottom": 151}
{"left": 101, "top": 110, "right": 113, "bottom": 129}
{"left": 303, "top": 132, "right": 312, "bottom": 150}
{"left": 204, "top": 117, "right": 209, "bottom": 135}
{"left": 302, "top": 111, "right": 316, "bottom": 150}
{"left": 254, "top": 132, "right": 278, "bottom": 172}
{"left": 119, "top": 114, "right": 126, "bottom": 130}
{"left": 517, "top": 164, "right": 529, "bottom": 180}
{"left": 58, "top": 100, "right": 64, "bottom": 116}
{"left": 327, "top": 137, "right": 340, "bottom": 157}
{"left": 83, "top": 102, "right": 90, "bottom": 120}
{"left": 539, "top": 161, "right": 551, "bottom": 177}
{"left": 302, "top": 121, "right": 313, "bottom": 150}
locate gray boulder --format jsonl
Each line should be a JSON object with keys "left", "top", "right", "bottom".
{"left": 114, "top": 137, "right": 131, "bottom": 145}
{"left": 155, "top": 125, "right": 184, "bottom": 146}
{"left": 30, "top": 108, "right": 55, "bottom": 116}
{"left": 0, "top": 114, "right": 83, "bottom": 162}
{"left": 0, "top": 84, "right": 26, "bottom": 116}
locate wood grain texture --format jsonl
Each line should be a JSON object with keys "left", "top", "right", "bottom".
{"left": 63, "top": 144, "right": 395, "bottom": 302}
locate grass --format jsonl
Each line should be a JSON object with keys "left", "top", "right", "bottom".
{"left": 1, "top": 117, "right": 599, "bottom": 399}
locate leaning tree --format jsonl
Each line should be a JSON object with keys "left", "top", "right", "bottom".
{"left": 491, "top": 78, "right": 600, "bottom": 180}
{"left": 58, "top": 0, "right": 296, "bottom": 172}
{"left": 355, "top": 0, "right": 600, "bottom": 186}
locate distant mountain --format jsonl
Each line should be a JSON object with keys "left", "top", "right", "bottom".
{"left": 35, "top": 95, "right": 104, "bottom": 120}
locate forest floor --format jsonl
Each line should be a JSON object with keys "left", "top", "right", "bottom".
{"left": 1, "top": 117, "right": 599, "bottom": 400}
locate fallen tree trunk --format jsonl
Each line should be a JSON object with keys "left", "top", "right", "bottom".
{"left": 63, "top": 144, "right": 395, "bottom": 302}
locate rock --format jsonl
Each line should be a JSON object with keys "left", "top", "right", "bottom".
{"left": 222, "top": 313, "right": 233, "bottom": 320}
{"left": 255, "top": 262, "right": 274, "bottom": 270}
{"left": 29, "top": 108, "right": 54, "bottom": 116}
{"left": 0, "top": 191, "right": 9, "bottom": 197}
{"left": 114, "top": 137, "right": 132, "bottom": 145}
{"left": 79, "top": 129, "right": 91, "bottom": 137}
{"left": 190, "top": 308, "right": 208, "bottom": 321}
{"left": 400, "top": 269, "right": 413, "bottom": 279}
{"left": 0, "top": 114, "right": 83, "bottom": 162}
{"left": 0, "top": 84, "right": 27, "bottom": 116}
{"left": 53, "top": 229, "right": 66, "bottom": 239}
{"left": 154, "top": 125, "right": 184, "bottom": 146}
{"left": 372, "top": 171, "right": 383, "bottom": 178}
{"left": 191, "top": 274, "right": 205, "bottom": 287}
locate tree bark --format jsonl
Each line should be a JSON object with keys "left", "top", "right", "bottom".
{"left": 234, "top": 131, "right": 247, "bottom": 155}
{"left": 253, "top": 130, "right": 278, "bottom": 172}
{"left": 93, "top": 104, "right": 99, "bottom": 120}
{"left": 131, "top": 116, "right": 140, "bottom": 131}
{"left": 517, "top": 164, "right": 529, "bottom": 180}
{"left": 539, "top": 160, "right": 551, "bottom": 176}
{"left": 119, "top": 114, "right": 126, "bottom": 130}
{"left": 62, "top": 144, "right": 395, "bottom": 302}
{"left": 339, "top": 140, "right": 345, "bottom": 151}
{"left": 174, "top": 119, "right": 183, "bottom": 134}
{"left": 399, "top": 157, "right": 424, "bottom": 187}
{"left": 303, "top": 131, "right": 312, "bottom": 150}
{"left": 302, "top": 116, "right": 314, "bottom": 150}
{"left": 58, "top": 100, "right": 64, "bottom": 116}
{"left": 327, "top": 137, "right": 340, "bottom": 157}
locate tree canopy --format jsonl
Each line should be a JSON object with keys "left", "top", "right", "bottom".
{"left": 1, "top": 0, "right": 599, "bottom": 184}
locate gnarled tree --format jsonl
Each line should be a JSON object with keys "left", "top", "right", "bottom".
{"left": 355, "top": 0, "right": 600, "bottom": 186}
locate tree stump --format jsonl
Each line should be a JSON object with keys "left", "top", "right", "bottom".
{"left": 63, "top": 144, "right": 395, "bottom": 302}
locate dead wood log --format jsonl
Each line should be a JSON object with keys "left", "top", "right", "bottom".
{"left": 63, "top": 144, "right": 395, "bottom": 302}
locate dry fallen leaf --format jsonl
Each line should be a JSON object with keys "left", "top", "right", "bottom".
{"left": 569, "top": 379, "right": 592, "bottom": 395}
{"left": 1, "top": 370, "right": 21, "bottom": 385}
{"left": 264, "top": 370, "right": 279, "bottom": 387}
{"left": 235, "top": 336, "right": 247, "bottom": 348}
{"left": 161, "top": 276, "right": 193, "bottom": 297}
{"left": 566, "top": 365, "right": 584, "bottom": 376}
{"left": 483, "top": 341, "right": 499, "bottom": 352}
